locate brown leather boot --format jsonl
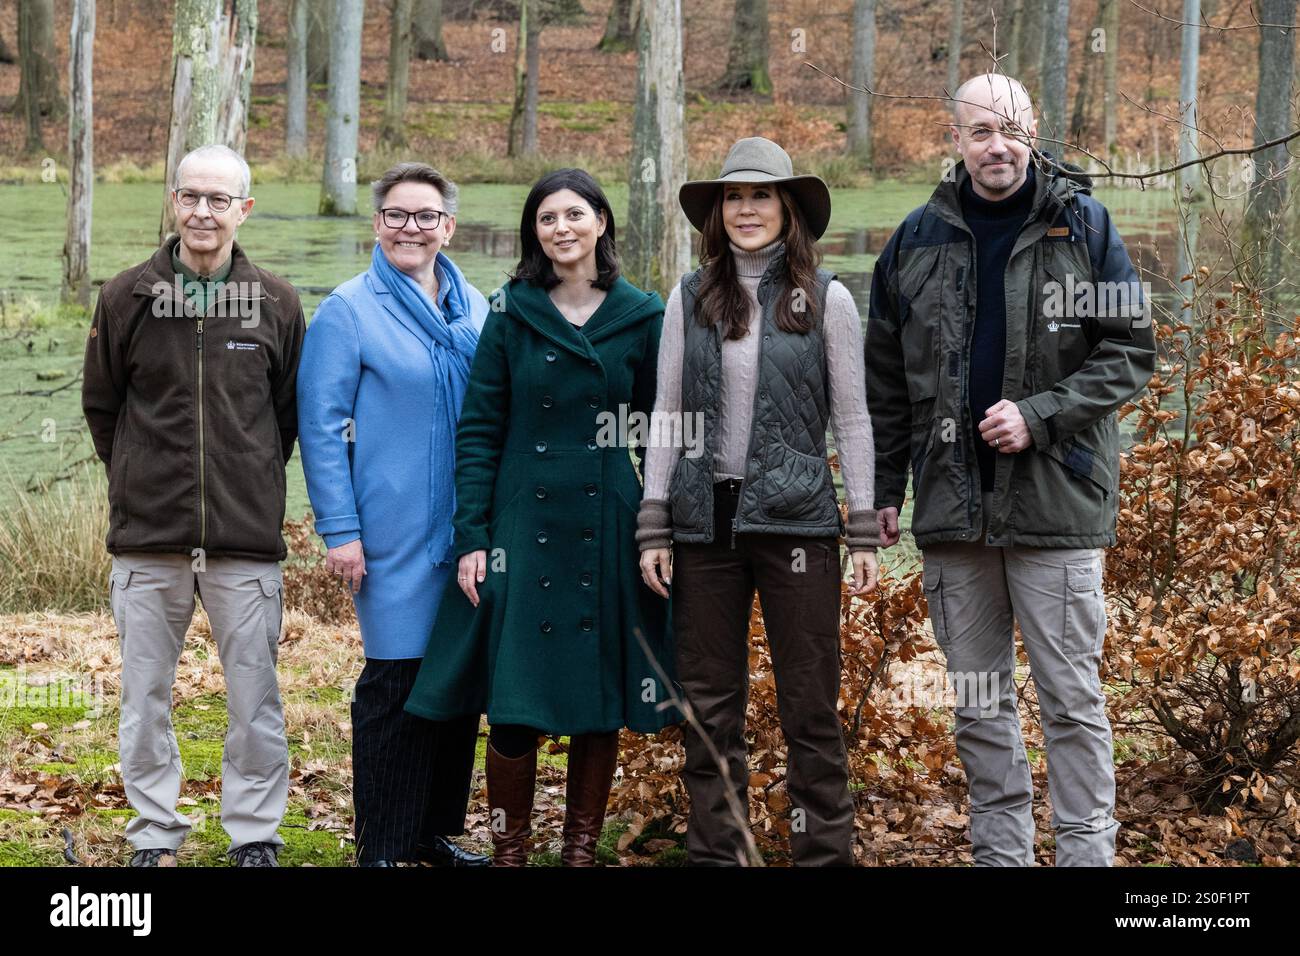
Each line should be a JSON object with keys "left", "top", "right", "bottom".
{"left": 560, "top": 732, "right": 620, "bottom": 866}
{"left": 486, "top": 742, "right": 537, "bottom": 867}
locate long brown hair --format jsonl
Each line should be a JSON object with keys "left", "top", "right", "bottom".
{"left": 695, "top": 185, "right": 824, "bottom": 341}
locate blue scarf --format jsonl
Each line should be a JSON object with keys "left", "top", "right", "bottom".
{"left": 370, "top": 243, "right": 481, "bottom": 566}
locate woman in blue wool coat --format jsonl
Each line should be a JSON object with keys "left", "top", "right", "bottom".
{"left": 297, "top": 162, "right": 490, "bottom": 868}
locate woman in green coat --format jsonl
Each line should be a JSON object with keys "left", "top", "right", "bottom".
{"left": 405, "top": 168, "right": 678, "bottom": 866}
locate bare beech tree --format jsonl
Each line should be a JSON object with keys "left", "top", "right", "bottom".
{"left": 62, "top": 0, "right": 94, "bottom": 309}
{"left": 846, "top": 0, "right": 876, "bottom": 167}
{"left": 719, "top": 0, "right": 771, "bottom": 95}
{"left": 286, "top": 0, "right": 308, "bottom": 157}
{"left": 161, "top": 0, "right": 258, "bottom": 238}
{"left": 625, "top": 0, "right": 689, "bottom": 297}
{"left": 598, "top": 0, "right": 638, "bottom": 52}
{"left": 17, "top": 0, "right": 62, "bottom": 153}
{"left": 1244, "top": 0, "right": 1297, "bottom": 308}
{"left": 380, "top": 0, "right": 414, "bottom": 149}
{"left": 413, "top": 0, "right": 449, "bottom": 61}
{"left": 947, "top": 0, "right": 964, "bottom": 94}
{"left": 1039, "top": 0, "right": 1070, "bottom": 141}
{"left": 1101, "top": 0, "right": 1118, "bottom": 156}
{"left": 320, "top": 0, "right": 364, "bottom": 216}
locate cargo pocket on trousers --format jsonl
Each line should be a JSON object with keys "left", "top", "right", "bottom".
{"left": 109, "top": 568, "right": 132, "bottom": 643}
{"left": 922, "top": 561, "right": 951, "bottom": 655}
{"left": 1064, "top": 561, "right": 1105, "bottom": 658}
{"left": 258, "top": 572, "right": 284, "bottom": 667}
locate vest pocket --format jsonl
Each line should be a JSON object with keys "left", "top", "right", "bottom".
{"left": 757, "top": 438, "right": 838, "bottom": 525}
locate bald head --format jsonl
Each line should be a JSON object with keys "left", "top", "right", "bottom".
{"left": 951, "top": 73, "right": 1035, "bottom": 129}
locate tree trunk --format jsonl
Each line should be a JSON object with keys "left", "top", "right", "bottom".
{"left": 1004, "top": 0, "right": 1021, "bottom": 76}
{"left": 846, "top": 0, "right": 876, "bottom": 167}
{"left": 380, "top": 0, "right": 413, "bottom": 149}
{"left": 1069, "top": 1, "right": 1102, "bottom": 143}
{"left": 506, "top": 0, "right": 529, "bottom": 156}
{"left": 320, "top": 0, "right": 364, "bottom": 216}
{"left": 413, "top": 0, "right": 449, "bottom": 61}
{"left": 286, "top": 0, "right": 308, "bottom": 156}
{"left": 625, "top": 0, "right": 689, "bottom": 298}
{"left": 598, "top": 0, "right": 637, "bottom": 52}
{"left": 718, "top": 0, "right": 771, "bottom": 95}
{"left": 1175, "top": 0, "right": 1200, "bottom": 320}
{"left": 62, "top": 0, "right": 94, "bottom": 309}
{"left": 1101, "top": 0, "right": 1118, "bottom": 156}
{"left": 0, "top": 0, "right": 16, "bottom": 64}
{"left": 17, "top": 0, "right": 62, "bottom": 153}
{"left": 1244, "top": 0, "right": 1297, "bottom": 317}
{"left": 946, "top": 0, "right": 964, "bottom": 94}
{"left": 1038, "top": 0, "right": 1070, "bottom": 144}
{"left": 306, "top": 0, "right": 330, "bottom": 85}
{"left": 522, "top": 4, "right": 539, "bottom": 155}
{"left": 161, "top": 0, "right": 259, "bottom": 239}
{"left": 1015, "top": 0, "right": 1042, "bottom": 90}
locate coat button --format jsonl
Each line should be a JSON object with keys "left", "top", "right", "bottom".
{"left": 588, "top": 396, "right": 600, "bottom": 408}
{"left": 541, "top": 395, "right": 554, "bottom": 408}
{"left": 545, "top": 350, "right": 557, "bottom": 362}
{"left": 580, "top": 572, "right": 592, "bottom": 586}
{"left": 584, "top": 483, "right": 597, "bottom": 496}
{"left": 582, "top": 528, "right": 594, "bottom": 541}
{"left": 540, "top": 621, "right": 553, "bottom": 633}
{"left": 759, "top": 389, "right": 768, "bottom": 399}
{"left": 536, "top": 531, "right": 549, "bottom": 544}
{"left": 586, "top": 439, "right": 598, "bottom": 451}
{"left": 539, "top": 575, "right": 551, "bottom": 588}
{"left": 536, "top": 440, "right": 548, "bottom": 453}
{"left": 535, "top": 486, "right": 548, "bottom": 499}
{"left": 580, "top": 617, "right": 594, "bottom": 631}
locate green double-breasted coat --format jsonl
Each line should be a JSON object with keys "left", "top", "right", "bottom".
{"left": 404, "top": 276, "right": 679, "bottom": 734}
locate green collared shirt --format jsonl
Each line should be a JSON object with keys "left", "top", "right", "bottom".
{"left": 171, "top": 243, "right": 233, "bottom": 316}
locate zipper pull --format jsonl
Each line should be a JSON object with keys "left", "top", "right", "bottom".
{"left": 730, "top": 516, "right": 738, "bottom": 551}
{"left": 955, "top": 265, "right": 965, "bottom": 293}
{"left": 196, "top": 319, "right": 204, "bottom": 349}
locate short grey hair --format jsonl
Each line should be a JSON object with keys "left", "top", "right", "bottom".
{"left": 371, "top": 162, "right": 459, "bottom": 215}
{"left": 175, "top": 144, "right": 252, "bottom": 196}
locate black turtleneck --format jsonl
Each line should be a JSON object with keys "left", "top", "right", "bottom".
{"left": 960, "top": 164, "right": 1036, "bottom": 493}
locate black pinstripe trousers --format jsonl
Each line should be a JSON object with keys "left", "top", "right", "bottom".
{"left": 351, "top": 657, "right": 479, "bottom": 864}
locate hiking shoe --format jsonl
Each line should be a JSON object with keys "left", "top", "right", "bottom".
{"left": 130, "top": 848, "right": 178, "bottom": 867}
{"left": 229, "top": 842, "right": 279, "bottom": 867}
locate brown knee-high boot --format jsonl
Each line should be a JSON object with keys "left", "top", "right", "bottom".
{"left": 561, "top": 732, "right": 620, "bottom": 866}
{"left": 486, "top": 742, "right": 537, "bottom": 867}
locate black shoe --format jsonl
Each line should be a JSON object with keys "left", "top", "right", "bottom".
{"left": 130, "top": 847, "right": 177, "bottom": 867}
{"left": 416, "top": 835, "right": 491, "bottom": 868}
{"left": 359, "top": 859, "right": 400, "bottom": 867}
{"left": 229, "top": 842, "right": 279, "bottom": 867}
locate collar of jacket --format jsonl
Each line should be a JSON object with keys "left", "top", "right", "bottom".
{"left": 923, "top": 155, "right": 1089, "bottom": 243}
{"left": 364, "top": 269, "right": 436, "bottom": 350}
{"left": 131, "top": 235, "right": 268, "bottom": 315}
{"left": 496, "top": 275, "right": 664, "bottom": 361}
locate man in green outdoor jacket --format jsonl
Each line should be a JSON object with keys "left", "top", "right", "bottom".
{"left": 865, "top": 74, "right": 1156, "bottom": 866}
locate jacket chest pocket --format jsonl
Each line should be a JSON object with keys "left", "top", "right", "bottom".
{"left": 1034, "top": 244, "right": 1095, "bottom": 391}
{"left": 898, "top": 247, "right": 943, "bottom": 405}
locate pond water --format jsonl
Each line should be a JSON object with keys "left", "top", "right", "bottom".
{"left": 0, "top": 178, "right": 1185, "bottom": 318}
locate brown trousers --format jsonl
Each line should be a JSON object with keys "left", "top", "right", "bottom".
{"left": 671, "top": 479, "right": 853, "bottom": 866}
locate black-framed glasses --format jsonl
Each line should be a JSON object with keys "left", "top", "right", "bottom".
{"left": 174, "top": 188, "right": 246, "bottom": 213}
{"left": 380, "top": 207, "right": 449, "bottom": 231}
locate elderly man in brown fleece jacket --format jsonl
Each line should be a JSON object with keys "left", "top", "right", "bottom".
{"left": 82, "top": 144, "right": 304, "bottom": 868}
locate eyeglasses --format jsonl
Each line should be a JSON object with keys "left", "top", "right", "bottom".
{"left": 380, "top": 207, "right": 449, "bottom": 231}
{"left": 174, "top": 188, "right": 246, "bottom": 213}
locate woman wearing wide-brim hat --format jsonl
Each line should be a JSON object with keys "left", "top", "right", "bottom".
{"left": 636, "top": 136, "right": 881, "bottom": 865}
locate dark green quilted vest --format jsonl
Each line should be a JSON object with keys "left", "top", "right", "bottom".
{"left": 670, "top": 252, "right": 843, "bottom": 543}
